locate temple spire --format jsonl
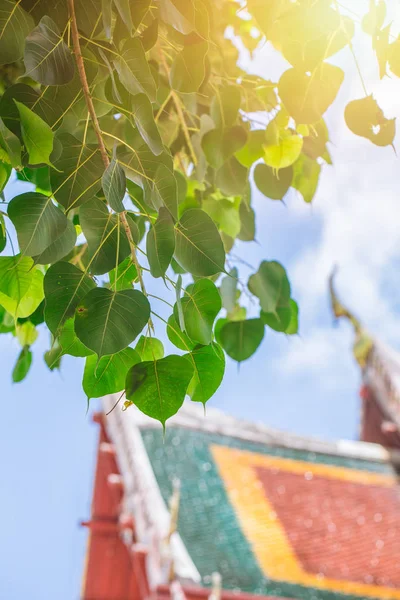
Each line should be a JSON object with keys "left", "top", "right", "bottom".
{"left": 329, "top": 269, "right": 373, "bottom": 369}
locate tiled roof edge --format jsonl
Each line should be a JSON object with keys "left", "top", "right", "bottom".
{"left": 132, "top": 401, "right": 400, "bottom": 465}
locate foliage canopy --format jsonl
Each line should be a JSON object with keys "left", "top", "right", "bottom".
{"left": 0, "top": 0, "right": 397, "bottom": 425}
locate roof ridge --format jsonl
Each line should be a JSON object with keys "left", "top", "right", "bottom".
{"left": 129, "top": 399, "right": 400, "bottom": 465}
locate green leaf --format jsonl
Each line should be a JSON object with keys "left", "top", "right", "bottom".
{"left": 179, "top": 279, "right": 221, "bottom": 345}
{"left": 220, "top": 268, "right": 238, "bottom": 314}
{"left": 238, "top": 201, "right": 255, "bottom": 242}
{"left": 34, "top": 220, "right": 77, "bottom": 265}
{"left": 285, "top": 299, "right": 299, "bottom": 335}
{"left": 264, "top": 132, "right": 303, "bottom": 170}
{"left": 0, "top": 118, "right": 21, "bottom": 169}
{"left": 74, "top": 288, "right": 150, "bottom": 358}
{"left": 175, "top": 273, "right": 185, "bottom": 329}
{"left": 210, "top": 85, "right": 241, "bottom": 129}
{"left": 50, "top": 134, "right": 104, "bottom": 211}
{"left": 102, "top": 0, "right": 112, "bottom": 38}
{"left": 125, "top": 355, "right": 194, "bottom": 426}
{"left": 132, "top": 93, "right": 164, "bottom": 156}
{"left": 0, "top": 161, "right": 10, "bottom": 192}
{"left": 12, "top": 346, "right": 32, "bottom": 383}
{"left": 141, "top": 17, "right": 158, "bottom": 51}
{"left": 114, "top": 0, "right": 134, "bottom": 32}
{"left": 167, "top": 313, "right": 195, "bottom": 351}
{"left": 109, "top": 257, "right": 138, "bottom": 290}
{"left": 24, "top": 16, "right": 74, "bottom": 85}
{"left": 261, "top": 305, "right": 292, "bottom": 333}
{"left": 44, "top": 343, "right": 63, "bottom": 371}
{"left": 16, "top": 321, "right": 38, "bottom": 347}
{"left": 150, "top": 164, "right": 178, "bottom": 220}
{"left": 254, "top": 163, "right": 293, "bottom": 201}
{"left": 14, "top": 101, "right": 54, "bottom": 166}
{"left": 146, "top": 207, "right": 175, "bottom": 278}
{"left": 248, "top": 260, "right": 291, "bottom": 314}
{"left": 170, "top": 40, "right": 208, "bottom": 93}
{"left": 159, "top": 0, "right": 195, "bottom": 34}
{"left": 235, "top": 130, "right": 266, "bottom": 168}
{"left": 8, "top": 192, "right": 68, "bottom": 257}
{"left": 114, "top": 37, "right": 157, "bottom": 101}
{"left": 278, "top": 64, "right": 344, "bottom": 124}
{"left": 216, "top": 157, "right": 248, "bottom": 196}
{"left": 135, "top": 335, "right": 164, "bottom": 361}
{"left": 344, "top": 95, "right": 396, "bottom": 146}
{"left": 219, "top": 318, "right": 265, "bottom": 362}
{"left": 102, "top": 158, "right": 127, "bottom": 213}
{"left": 79, "top": 199, "right": 131, "bottom": 276}
{"left": 0, "top": 0, "right": 34, "bottom": 65}
{"left": 202, "top": 126, "right": 248, "bottom": 169}
{"left": 0, "top": 83, "right": 63, "bottom": 136}
{"left": 202, "top": 196, "right": 241, "bottom": 239}
{"left": 292, "top": 153, "right": 321, "bottom": 203}
{"left": 59, "top": 318, "right": 93, "bottom": 357}
{"left": 0, "top": 214, "right": 6, "bottom": 252}
{"left": 175, "top": 208, "right": 226, "bottom": 276}
{"left": 185, "top": 343, "right": 225, "bottom": 405}
{"left": 0, "top": 255, "right": 44, "bottom": 318}
{"left": 44, "top": 261, "right": 96, "bottom": 335}
{"left": 83, "top": 347, "right": 141, "bottom": 399}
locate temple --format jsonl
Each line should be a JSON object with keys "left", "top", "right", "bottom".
{"left": 81, "top": 282, "right": 400, "bottom": 600}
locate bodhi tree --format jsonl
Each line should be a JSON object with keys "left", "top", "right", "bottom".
{"left": 0, "top": 0, "right": 397, "bottom": 426}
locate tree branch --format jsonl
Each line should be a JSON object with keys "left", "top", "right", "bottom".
{"left": 68, "top": 0, "right": 151, "bottom": 320}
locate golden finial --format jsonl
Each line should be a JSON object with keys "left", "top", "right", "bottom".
{"left": 329, "top": 268, "right": 373, "bottom": 369}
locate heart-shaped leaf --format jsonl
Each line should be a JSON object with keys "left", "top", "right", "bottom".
{"left": 50, "top": 134, "right": 104, "bottom": 211}
{"left": 219, "top": 318, "right": 265, "bottom": 362}
{"left": 83, "top": 347, "right": 141, "bottom": 399}
{"left": 8, "top": 192, "right": 68, "bottom": 257}
{"left": 74, "top": 288, "right": 150, "bottom": 358}
{"left": 254, "top": 163, "right": 293, "bottom": 200}
{"left": 135, "top": 335, "right": 164, "bottom": 361}
{"left": 125, "top": 355, "right": 194, "bottom": 427}
{"left": 184, "top": 342, "right": 225, "bottom": 405}
{"left": 80, "top": 198, "right": 131, "bottom": 275}
{"left": 24, "top": 16, "right": 74, "bottom": 85}
{"left": 178, "top": 279, "right": 222, "bottom": 345}
{"left": 44, "top": 262, "right": 96, "bottom": 335}
{"left": 175, "top": 208, "right": 226, "bottom": 276}
{"left": 248, "top": 260, "right": 291, "bottom": 314}
{"left": 278, "top": 63, "right": 344, "bottom": 124}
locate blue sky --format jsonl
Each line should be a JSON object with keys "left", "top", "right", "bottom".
{"left": 3, "top": 7, "right": 400, "bottom": 599}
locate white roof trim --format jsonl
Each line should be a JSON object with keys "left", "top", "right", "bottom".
{"left": 102, "top": 394, "right": 201, "bottom": 587}
{"left": 130, "top": 400, "right": 400, "bottom": 466}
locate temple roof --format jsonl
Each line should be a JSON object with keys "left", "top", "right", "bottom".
{"left": 102, "top": 398, "right": 400, "bottom": 600}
